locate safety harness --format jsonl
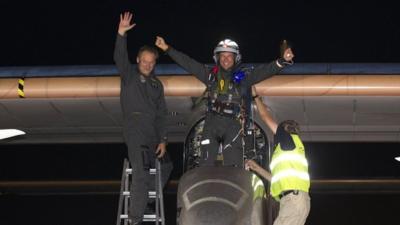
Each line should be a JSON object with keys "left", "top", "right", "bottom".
{"left": 206, "top": 65, "right": 252, "bottom": 123}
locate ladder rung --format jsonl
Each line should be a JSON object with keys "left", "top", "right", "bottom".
{"left": 125, "top": 168, "right": 156, "bottom": 175}
{"left": 120, "top": 214, "right": 162, "bottom": 222}
{"left": 143, "top": 214, "right": 162, "bottom": 222}
{"left": 121, "top": 191, "right": 156, "bottom": 198}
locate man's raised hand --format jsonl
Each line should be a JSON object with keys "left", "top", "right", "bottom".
{"left": 283, "top": 48, "right": 294, "bottom": 62}
{"left": 155, "top": 36, "right": 169, "bottom": 52}
{"left": 118, "top": 12, "right": 136, "bottom": 36}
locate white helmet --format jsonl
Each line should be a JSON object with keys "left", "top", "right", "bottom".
{"left": 213, "top": 39, "right": 241, "bottom": 64}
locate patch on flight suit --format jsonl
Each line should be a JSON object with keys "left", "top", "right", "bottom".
{"left": 150, "top": 78, "right": 160, "bottom": 89}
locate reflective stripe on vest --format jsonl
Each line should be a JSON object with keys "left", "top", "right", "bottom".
{"left": 271, "top": 169, "right": 310, "bottom": 184}
{"left": 269, "top": 152, "right": 308, "bottom": 171}
{"left": 252, "top": 174, "right": 266, "bottom": 200}
{"left": 270, "top": 134, "right": 310, "bottom": 200}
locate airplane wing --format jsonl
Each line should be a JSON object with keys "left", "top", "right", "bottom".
{"left": 1, "top": 63, "right": 400, "bottom": 144}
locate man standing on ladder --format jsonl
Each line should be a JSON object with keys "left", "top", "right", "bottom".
{"left": 155, "top": 36, "right": 294, "bottom": 168}
{"left": 114, "top": 11, "right": 173, "bottom": 225}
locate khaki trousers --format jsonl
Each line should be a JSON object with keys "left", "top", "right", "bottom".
{"left": 273, "top": 191, "right": 311, "bottom": 225}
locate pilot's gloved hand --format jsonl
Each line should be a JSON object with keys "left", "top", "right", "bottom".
{"left": 277, "top": 40, "right": 294, "bottom": 67}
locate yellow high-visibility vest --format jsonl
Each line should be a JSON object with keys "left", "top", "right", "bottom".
{"left": 252, "top": 174, "right": 266, "bottom": 200}
{"left": 270, "top": 134, "right": 310, "bottom": 200}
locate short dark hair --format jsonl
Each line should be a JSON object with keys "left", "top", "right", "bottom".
{"left": 137, "top": 45, "right": 159, "bottom": 59}
{"left": 280, "top": 120, "right": 300, "bottom": 134}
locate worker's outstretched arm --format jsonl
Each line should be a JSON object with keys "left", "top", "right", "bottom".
{"left": 252, "top": 86, "right": 278, "bottom": 134}
{"left": 245, "top": 159, "right": 272, "bottom": 181}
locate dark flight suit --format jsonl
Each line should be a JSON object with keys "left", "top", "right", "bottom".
{"left": 166, "top": 47, "right": 283, "bottom": 167}
{"left": 114, "top": 34, "right": 173, "bottom": 224}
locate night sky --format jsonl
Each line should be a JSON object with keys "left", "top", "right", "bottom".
{"left": 2, "top": 1, "right": 400, "bottom": 66}
{"left": 1, "top": 1, "right": 400, "bottom": 225}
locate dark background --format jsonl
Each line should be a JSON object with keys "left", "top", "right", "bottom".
{"left": 0, "top": 143, "right": 399, "bottom": 225}
{"left": 1, "top": 0, "right": 400, "bottom": 224}
{"left": 2, "top": 1, "right": 400, "bottom": 66}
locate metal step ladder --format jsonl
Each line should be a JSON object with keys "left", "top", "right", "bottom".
{"left": 116, "top": 158, "right": 165, "bottom": 225}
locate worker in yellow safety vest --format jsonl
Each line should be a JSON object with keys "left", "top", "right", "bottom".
{"left": 246, "top": 86, "right": 310, "bottom": 225}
